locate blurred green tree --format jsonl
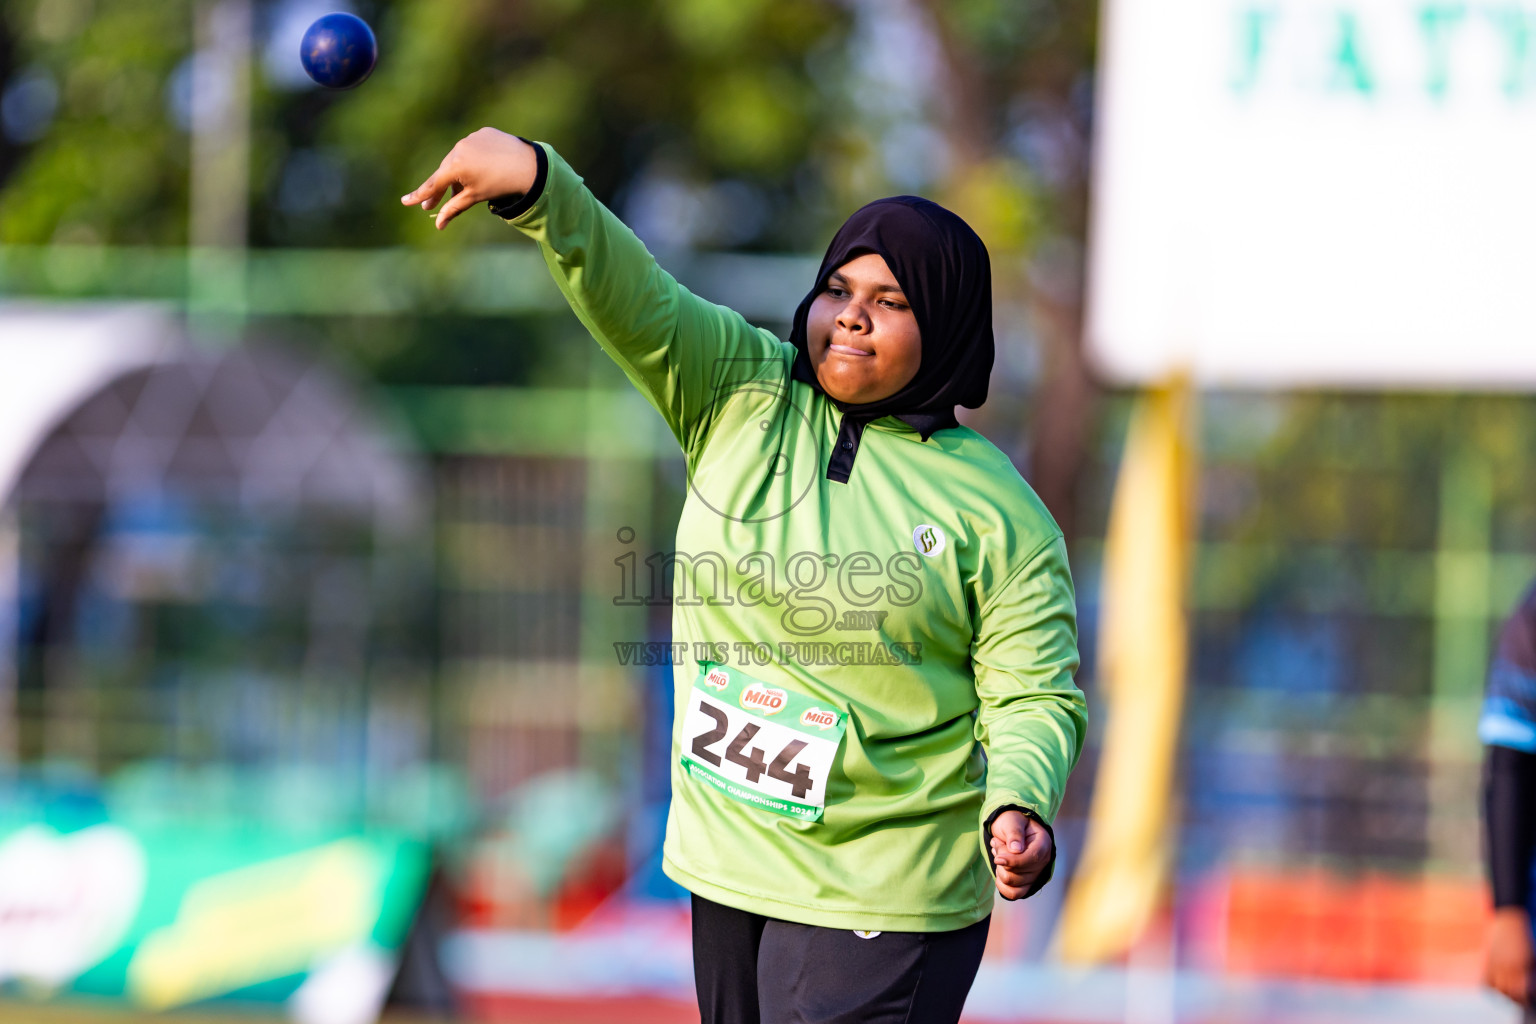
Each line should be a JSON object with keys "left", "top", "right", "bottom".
{"left": 0, "top": 0, "right": 1098, "bottom": 255}
{"left": 0, "top": 0, "right": 854, "bottom": 250}
{"left": 0, "top": 0, "right": 195, "bottom": 245}
{"left": 915, "top": 0, "right": 1099, "bottom": 533}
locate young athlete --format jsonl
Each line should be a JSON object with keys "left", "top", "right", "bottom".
{"left": 403, "top": 128, "right": 1087, "bottom": 1024}
{"left": 1481, "top": 584, "right": 1536, "bottom": 1019}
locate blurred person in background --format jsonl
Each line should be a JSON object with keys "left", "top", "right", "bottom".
{"left": 1481, "top": 583, "right": 1536, "bottom": 1017}
{"left": 400, "top": 128, "right": 1086, "bottom": 1024}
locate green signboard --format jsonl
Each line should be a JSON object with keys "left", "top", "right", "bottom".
{"left": 0, "top": 815, "right": 431, "bottom": 1022}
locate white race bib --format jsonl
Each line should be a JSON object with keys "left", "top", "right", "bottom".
{"left": 680, "top": 662, "right": 847, "bottom": 821}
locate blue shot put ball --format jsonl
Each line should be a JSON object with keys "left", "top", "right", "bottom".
{"left": 299, "top": 13, "right": 377, "bottom": 90}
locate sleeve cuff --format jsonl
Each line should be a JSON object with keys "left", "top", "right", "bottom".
{"left": 984, "top": 803, "right": 1057, "bottom": 900}
{"left": 486, "top": 138, "right": 549, "bottom": 220}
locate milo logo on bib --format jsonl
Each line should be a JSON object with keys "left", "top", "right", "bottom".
{"left": 800, "top": 707, "right": 837, "bottom": 730}
{"left": 740, "top": 683, "right": 786, "bottom": 715}
{"left": 704, "top": 668, "right": 730, "bottom": 690}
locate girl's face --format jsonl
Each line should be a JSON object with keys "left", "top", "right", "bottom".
{"left": 806, "top": 253, "right": 922, "bottom": 405}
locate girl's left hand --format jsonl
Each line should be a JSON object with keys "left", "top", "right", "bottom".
{"left": 989, "top": 810, "right": 1053, "bottom": 900}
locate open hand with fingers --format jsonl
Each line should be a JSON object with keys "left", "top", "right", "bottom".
{"left": 400, "top": 127, "right": 539, "bottom": 230}
{"left": 989, "top": 809, "right": 1053, "bottom": 900}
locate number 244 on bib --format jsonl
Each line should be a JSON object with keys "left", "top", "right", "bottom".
{"left": 680, "top": 663, "right": 847, "bottom": 821}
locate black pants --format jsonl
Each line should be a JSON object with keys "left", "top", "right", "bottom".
{"left": 691, "top": 894, "right": 990, "bottom": 1024}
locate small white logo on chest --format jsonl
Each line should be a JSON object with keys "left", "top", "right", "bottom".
{"left": 912, "top": 524, "right": 946, "bottom": 558}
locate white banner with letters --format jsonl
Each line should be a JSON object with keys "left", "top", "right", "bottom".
{"left": 1089, "top": 0, "right": 1536, "bottom": 388}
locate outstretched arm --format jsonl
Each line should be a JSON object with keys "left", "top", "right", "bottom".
{"left": 401, "top": 129, "right": 785, "bottom": 461}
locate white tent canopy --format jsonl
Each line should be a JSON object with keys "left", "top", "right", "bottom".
{"left": 0, "top": 303, "right": 175, "bottom": 507}
{"left": 0, "top": 301, "right": 423, "bottom": 531}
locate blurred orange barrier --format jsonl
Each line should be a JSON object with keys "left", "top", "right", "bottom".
{"left": 1215, "top": 869, "right": 1489, "bottom": 984}
{"left": 457, "top": 836, "right": 627, "bottom": 931}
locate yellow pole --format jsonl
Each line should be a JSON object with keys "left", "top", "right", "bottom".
{"left": 1056, "top": 377, "right": 1196, "bottom": 963}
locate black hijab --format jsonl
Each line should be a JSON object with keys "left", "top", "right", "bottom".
{"left": 788, "top": 195, "right": 994, "bottom": 483}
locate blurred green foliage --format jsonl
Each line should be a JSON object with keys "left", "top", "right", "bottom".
{"left": 0, "top": 0, "right": 854, "bottom": 249}
{"left": 0, "top": 0, "right": 1098, "bottom": 255}
{"left": 919, "top": 0, "right": 1096, "bottom": 246}
{"left": 0, "top": 0, "right": 195, "bottom": 244}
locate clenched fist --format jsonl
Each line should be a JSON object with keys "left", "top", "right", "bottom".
{"left": 989, "top": 809, "right": 1053, "bottom": 900}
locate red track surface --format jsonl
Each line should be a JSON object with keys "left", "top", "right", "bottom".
{"left": 465, "top": 994, "right": 699, "bottom": 1023}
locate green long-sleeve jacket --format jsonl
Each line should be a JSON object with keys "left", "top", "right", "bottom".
{"left": 502, "top": 143, "right": 1086, "bottom": 932}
